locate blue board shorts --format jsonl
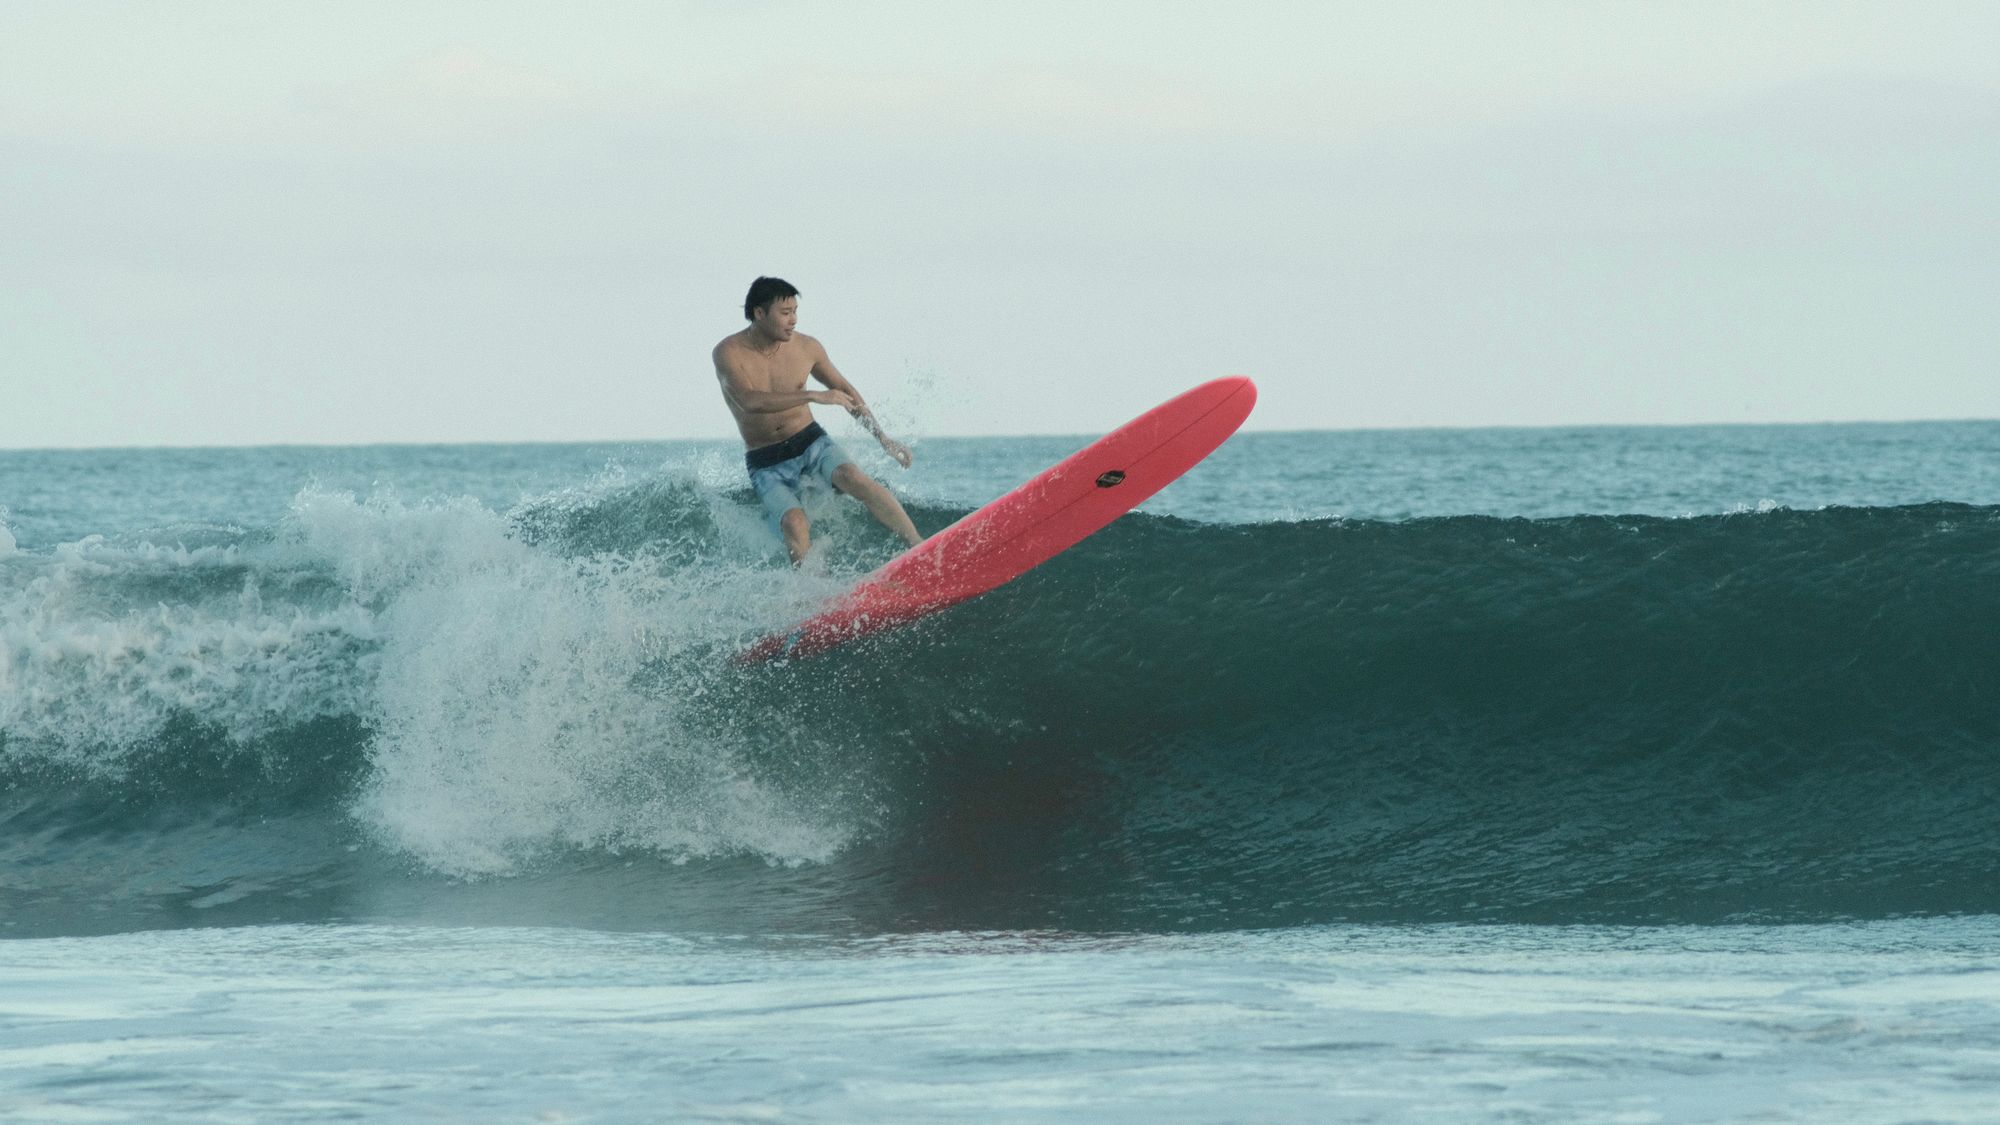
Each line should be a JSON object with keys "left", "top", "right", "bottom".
{"left": 746, "top": 422, "right": 855, "bottom": 534}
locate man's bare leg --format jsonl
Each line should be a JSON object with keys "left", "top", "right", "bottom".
{"left": 832, "top": 463, "right": 923, "bottom": 548}
{"left": 778, "top": 507, "right": 811, "bottom": 566}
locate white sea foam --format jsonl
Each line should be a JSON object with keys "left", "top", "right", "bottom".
{"left": 294, "top": 481, "right": 856, "bottom": 877}
{"left": 0, "top": 472, "right": 865, "bottom": 876}
{"left": 0, "top": 533, "right": 378, "bottom": 764}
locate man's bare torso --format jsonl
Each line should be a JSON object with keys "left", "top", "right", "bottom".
{"left": 714, "top": 329, "right": 821, "bottom": 448}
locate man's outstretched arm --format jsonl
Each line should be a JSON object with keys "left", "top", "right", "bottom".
{"left": 809, "top": 344, "right": 913, "bottom": 468}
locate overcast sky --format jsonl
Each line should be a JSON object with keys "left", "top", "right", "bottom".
{"left": 3, "top": 1, "right": 1996, "bottom": 448}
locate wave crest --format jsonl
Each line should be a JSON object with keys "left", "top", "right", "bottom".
{"left": 6, "top": 486, "right": 1999, "bottom": 929}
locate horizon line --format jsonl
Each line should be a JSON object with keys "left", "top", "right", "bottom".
{"left": 3, "top": 414, "right": 1998, "bottom": 455}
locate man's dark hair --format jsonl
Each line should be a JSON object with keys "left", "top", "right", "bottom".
{"left": 744, "top": 276, "right": 800, "bottom": 321}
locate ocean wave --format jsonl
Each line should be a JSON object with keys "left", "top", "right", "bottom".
{"left": 4, "top": 481, "right": 1998, "bottom": 934}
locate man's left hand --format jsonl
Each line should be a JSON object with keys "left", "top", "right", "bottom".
{"left": 881, "top": 438, "right": 913, "bottom": 469}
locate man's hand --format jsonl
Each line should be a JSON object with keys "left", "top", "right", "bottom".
{"left": 880, "top": 437, "right": 913, "bottom": 469}
{"left": 814, "top": 389, "right": 859, "bottom": 412}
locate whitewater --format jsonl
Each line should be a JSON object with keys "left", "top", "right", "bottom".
{"left": 3, "top": 420, "right": 1999, "bottom": 1121}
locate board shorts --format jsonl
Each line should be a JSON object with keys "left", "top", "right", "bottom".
{"left": 745, "top": 422, "right": 855, "bottom": 534}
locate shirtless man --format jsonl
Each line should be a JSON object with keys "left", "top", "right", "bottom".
{"left": 714, "top": 276, "right": 923, "bottom": 564}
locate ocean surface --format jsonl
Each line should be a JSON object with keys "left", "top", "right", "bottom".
{"left": 3, "top": 419, "right": 1998, "bottom": 1121}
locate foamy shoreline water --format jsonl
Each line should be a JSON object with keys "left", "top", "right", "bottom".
{"left": 5, "top": 919, "right": 1998, "bottom": 1122}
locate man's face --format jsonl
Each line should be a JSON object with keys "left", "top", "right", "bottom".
{"left": 757, "top": 297, "right": 799, "bottom": 341}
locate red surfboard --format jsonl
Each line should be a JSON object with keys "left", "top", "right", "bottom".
{"left": 737, "top": 376, "right": 1257, "bottom": 663}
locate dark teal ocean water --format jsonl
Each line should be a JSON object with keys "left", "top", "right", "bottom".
{"left": 3, "top": 420, "right": 1998, "bottom": 1120}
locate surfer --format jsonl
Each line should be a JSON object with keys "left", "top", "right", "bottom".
{"left": 714, "top": 276, "right": 924, "bottom": 565}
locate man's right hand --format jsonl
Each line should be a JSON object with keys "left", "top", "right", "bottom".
{"left": 880, "top": 438, "right": 914, "bottom": 469}
{"left": 814, "top": 389, "right": 859, "bottom": 412}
